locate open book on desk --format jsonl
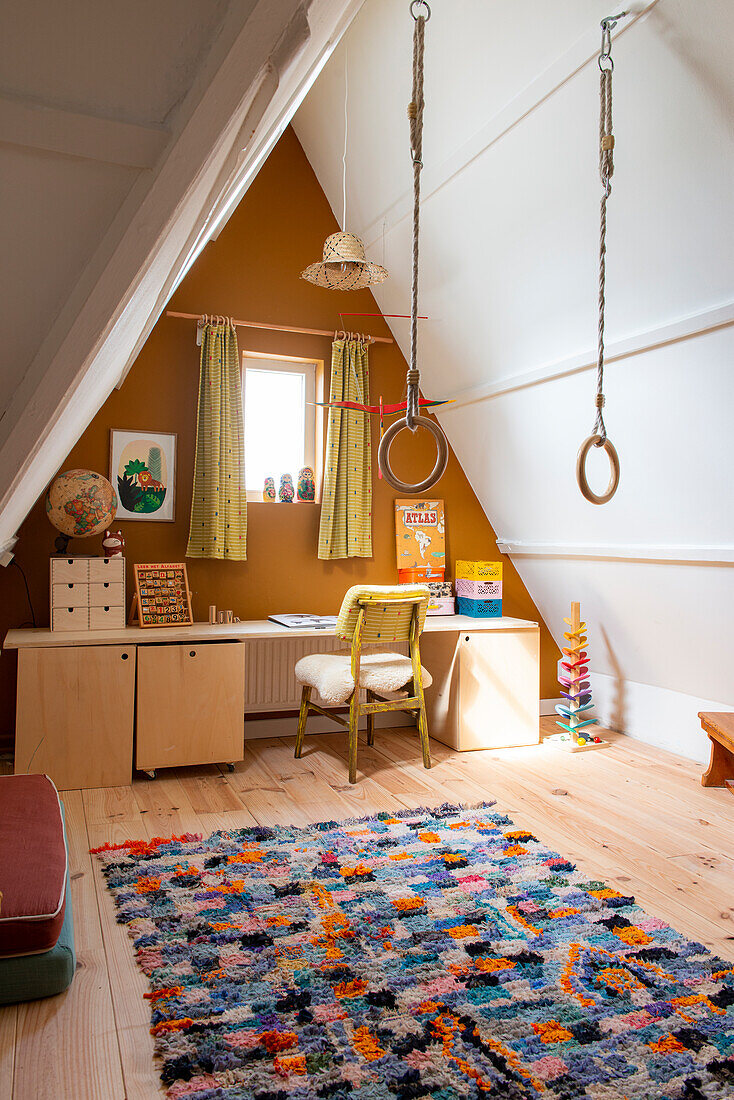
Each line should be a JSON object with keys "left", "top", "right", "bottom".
{"left": 268, "top": 613, "right": 338, "bottom": 630}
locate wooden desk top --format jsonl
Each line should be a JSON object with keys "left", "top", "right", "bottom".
{"left": 4, "top": 614, "right": 538, "bottom": 650}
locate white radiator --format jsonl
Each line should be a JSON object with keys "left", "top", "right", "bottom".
{"left": 244, "top": 636, "right": 410, "bottom": 712}
{"left": 244, "top": 634, "right": 347, "bottom": 711}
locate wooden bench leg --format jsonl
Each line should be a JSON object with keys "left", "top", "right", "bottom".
{"left": 294, "top": 686, "right": 312, "bottom": 758}
{"left": 702, "top": 734, "right": 734, "bottom": 788}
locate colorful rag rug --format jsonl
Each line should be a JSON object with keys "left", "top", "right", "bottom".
{"left": 93, "top": 803, "right": 734, "bottom": 1099}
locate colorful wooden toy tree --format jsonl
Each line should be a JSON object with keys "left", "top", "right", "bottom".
{"left": 555, "top": 601, "right": 606, "bottom": 750}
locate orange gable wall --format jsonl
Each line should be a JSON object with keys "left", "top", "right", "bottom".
{"left": 0, "top": 128, "right": 559, "bottom": 744}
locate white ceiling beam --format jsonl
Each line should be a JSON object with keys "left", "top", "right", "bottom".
{"left": 0, "top": 93, "right": 168, "bottom": 169}
{"left": 205, "top": 0, "right": 367, "bottom": 245}
{"left": 495, "top": 539, "right": 734, "bottom": 565}
{"left": 116, "top": 0, "right": 367, "bottom": 389}
{"left": 0, "top": 0, "right": 360, "bottom": 554}
{"left": 442, "top": 299, "right": 734, "bottom": 411}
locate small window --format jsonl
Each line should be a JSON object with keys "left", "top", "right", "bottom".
{"left": 242, "top": 353, "right": 321, "bottom": 502}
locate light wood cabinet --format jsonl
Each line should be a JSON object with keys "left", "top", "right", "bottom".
{"left": 136, "top": 642, "right": 245, "bottom": 771}
{"left": 421, "top": 627, "right": 540, "bottom": 750}
{"left": 15, "top": 645, "right": 135, "bottom": 788}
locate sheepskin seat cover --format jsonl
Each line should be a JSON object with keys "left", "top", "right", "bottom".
{"left": 295, "top": 651, "right": 433, "bottom": 707}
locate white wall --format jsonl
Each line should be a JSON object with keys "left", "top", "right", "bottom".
{"left": 295, "top": 0, "right": 734, "bottom": 761}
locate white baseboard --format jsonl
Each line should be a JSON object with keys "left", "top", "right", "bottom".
{"left": 589, "top": 672, "right": 734, "bottom": 764}
{"left": 540, "top": 698, "right": 562, "bottom": 716}
{"left": 244, "top": 711, "right": 414, "bottom": 740}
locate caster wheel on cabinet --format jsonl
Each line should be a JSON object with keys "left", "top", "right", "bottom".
{"left": 145, "top": 769, "right": 156, "bottom": 780}
{"left": 226, "top": 762, "right": 235, "bottom": 773}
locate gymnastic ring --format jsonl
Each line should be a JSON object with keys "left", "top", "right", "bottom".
{"left": 378, "top": 415, "right": 448, "bottom": 494}
{"left": 576, "top": 434, "right": 620, "bottom": 505}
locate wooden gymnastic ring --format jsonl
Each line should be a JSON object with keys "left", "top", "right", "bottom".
{"left": 378, "top": 415, "right": 448, "bottom": 494}
{"left": 576, "top": 434, "right": 620, "bottom": 504}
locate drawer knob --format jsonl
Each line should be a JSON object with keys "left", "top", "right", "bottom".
{"left": 189, "top": 650, "right": 196, "bottom": 657}
{"left": 465, "top": 635, "right": 470, "bottom": 642}
{"left": 121, "top": 652, "right": 129, "bottom": 660}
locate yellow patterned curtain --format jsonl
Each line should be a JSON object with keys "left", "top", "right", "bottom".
{"left": 318, "top": 337, "right": 372, "bottom": 559}
{"left": 186, "top": 322, "right": 247, "bottom": 560}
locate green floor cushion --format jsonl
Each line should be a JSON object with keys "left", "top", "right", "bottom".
{"left": 0, "top": 791, "right": 76, "bottom": 1005}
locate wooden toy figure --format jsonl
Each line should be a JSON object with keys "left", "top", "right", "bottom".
{"left": 102, "top": 530, "right": 125, "bottom": 557}
{"left": 553, "top": 600, "right": 607, "bottom": 751}
{"left": 279, "top": 474, "right": 294, "bottom": 503}
{"left": 297, "top": 466, "right": 315, "bottom": 501}
{"left": 263, "top": 477, "right": 276, "bottom": 502}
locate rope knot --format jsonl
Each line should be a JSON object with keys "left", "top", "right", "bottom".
{"left": 595, "top": 394, "right": 605, "bottom": 409}
{"left": 407, "top": 101, "right": 417, "bottom": 120}
{"left": 406, "top": 369, "right": 420, "bottom": 388}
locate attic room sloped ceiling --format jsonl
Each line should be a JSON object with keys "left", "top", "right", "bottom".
{"left": 0, "top": 0, "right": 364, "bottom": 558}
{"left": 294, "top": 0, "right": 734, "bottom": 760}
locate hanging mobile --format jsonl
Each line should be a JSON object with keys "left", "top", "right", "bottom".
{"left": 378, "top": 0, "right": 449, "bottom": 494}
{"left": 576, "top": 12, "right": 628, "bottom": 505}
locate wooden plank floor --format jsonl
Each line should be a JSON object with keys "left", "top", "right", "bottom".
{"left": 1, "top": 720, "right": 732, "bottom": 1099}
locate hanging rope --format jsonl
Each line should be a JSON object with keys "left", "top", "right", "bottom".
{"left": 378, "top": 0, "right": 448, "bottom": 494}
{"left": 406, "top": 6, "right": 425, "bottom": 432}
{"left": 577, "top": 12, "right": 626, "bottom": 505}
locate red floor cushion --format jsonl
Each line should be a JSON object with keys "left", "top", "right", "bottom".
{"left": 0, "top": 774, "right": 67, "bottom": 957}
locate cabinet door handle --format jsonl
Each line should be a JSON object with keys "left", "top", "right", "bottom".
{"left": 465, "top": 635, "right": 470, "bottom": 642}
{"left": 189, "top": 650, "right": 196, "bottom": 657}
{"left": 121, "top": 652, "right": 129, "bottom": 660}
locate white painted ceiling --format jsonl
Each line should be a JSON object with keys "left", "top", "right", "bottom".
{"left": 0, "top": 0, "right": 254, "bottom": 400}
{"left": 295, "top": 0, "right": 734, "bottom": 753}
{"left": 0, "top": 0, "right": 364, "bottom": 553}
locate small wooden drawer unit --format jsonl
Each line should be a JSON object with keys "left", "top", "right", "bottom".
{"left": 50, "top": 555, "right": 125, "bottom": 631}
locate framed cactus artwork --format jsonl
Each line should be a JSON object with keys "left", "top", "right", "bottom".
{"left": 109, "top": 430, "right": 177, "bottom": 522}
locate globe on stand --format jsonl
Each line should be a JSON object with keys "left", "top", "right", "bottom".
{"left": 45, "top": 469, "right": 118, "bottom": 554}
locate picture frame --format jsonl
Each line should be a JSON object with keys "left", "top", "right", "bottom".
{"left": 133, "top": 563, "right": 193, "bottom": 628}
{"left": 110, "top": 429, "right": 177, "bottom": 522}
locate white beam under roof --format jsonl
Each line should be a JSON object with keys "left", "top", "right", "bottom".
{"left": 0, "top": 0, "right": 363, "bottom": 559}
{"left": 0, "top": 94, "right": 169, "bottom": 169}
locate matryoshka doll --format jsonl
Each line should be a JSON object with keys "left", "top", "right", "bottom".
{"left": 279, "top": 473, "right": 294, "bottom": 503}
{"left": 297, "top": 466, "right": 315, "bottom": 501}
{"left": 263, "top": 476, "right": 276, "bottom": 502}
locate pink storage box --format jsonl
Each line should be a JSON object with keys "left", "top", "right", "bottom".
{"left": 427, "top": 596, "right": 455, "bottom": 616}
{"left": 455, "top": 577, "right": 502, "bottom": 599}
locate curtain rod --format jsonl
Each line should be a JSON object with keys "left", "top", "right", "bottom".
{"left": 165, "top": 311, "right": 394, "bottom": 344}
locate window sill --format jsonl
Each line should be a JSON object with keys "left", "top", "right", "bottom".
{"left": 247, "top": 499, "right": 320, "bottom": 505}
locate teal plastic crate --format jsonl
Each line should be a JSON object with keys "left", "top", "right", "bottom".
{"left": 456, "top": 596, "right": 502, "bottom": 618}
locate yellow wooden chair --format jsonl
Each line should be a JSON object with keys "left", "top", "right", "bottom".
{"left": 294, "top": 585, "right": 433, "bottom": 784}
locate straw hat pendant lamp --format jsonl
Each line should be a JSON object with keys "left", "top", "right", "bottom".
{"left": 301, "top": 231, "right": 388, "bottom": 292}
{"left": 301, "top": 48, "right": 389, "bottom": 292}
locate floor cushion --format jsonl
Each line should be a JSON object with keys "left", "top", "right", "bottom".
{"left": 0, "top": 773, "right": 67, "bottom": 957}
{"left": 295, "top": 650, "right": 433, "bottom": 706}
{"left": 0, "top": 863, "right": 76, "bottom": 1004}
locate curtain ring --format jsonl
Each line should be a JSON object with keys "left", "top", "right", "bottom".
{"left": 576, "top": 434, "right": 620, "bottom": 504}
{"left": 378, "top": 415, "right": 448, "bottom": 494}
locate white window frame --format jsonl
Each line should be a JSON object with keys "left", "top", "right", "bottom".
{"left": 242, "top": 351, "right": 324, "bottom": 503}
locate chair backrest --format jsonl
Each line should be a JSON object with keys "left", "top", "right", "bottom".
{"left": 335, "top": 584, "right": 429, "bottom": 644}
